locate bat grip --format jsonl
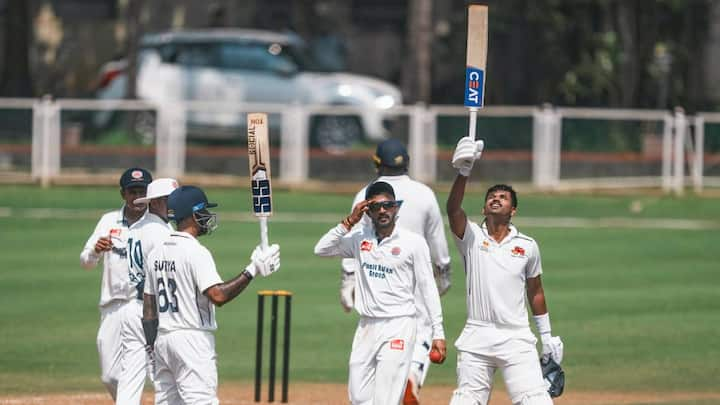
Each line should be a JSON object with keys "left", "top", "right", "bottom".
{"left": 259, "top": 217, "right": 269, "bottom": 251}
{"left": 468, "top": 107, "right": 478, "bottom": 140}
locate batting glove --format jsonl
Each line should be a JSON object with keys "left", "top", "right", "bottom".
{"left": 247, "top": 244, "right": 281, "bottom": 277}
{"left": 452, "top": 137, "right": 485, "bottom": 177}
{"left": 339, "top": 270, "right": 355, "bottom": 313}
{"left": 541, "top": 334, "right": 564, "bottom": 364}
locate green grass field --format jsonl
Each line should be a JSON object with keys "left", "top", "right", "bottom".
{"left": 0, "top": 185, "right": 719, "bottom": 399}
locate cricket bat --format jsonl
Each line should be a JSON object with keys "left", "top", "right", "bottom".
{"left": 247, "top": 113, "right": 272, "bottom": 250}
{"left": 464, "top": 4, "right": 488, "bottom": 139}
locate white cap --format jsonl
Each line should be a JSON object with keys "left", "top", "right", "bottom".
{"left": 133, "top": 178, "right": 179, "bottom": 204}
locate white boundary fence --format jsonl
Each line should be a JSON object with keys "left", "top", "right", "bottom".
{"left": 8, "top": 97, "right": 718, "bottom": 194}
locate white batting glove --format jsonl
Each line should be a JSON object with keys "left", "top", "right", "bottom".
{"left": 451, "top": 137, "right": 485, "bottom": 177}
{"left": 541, "top": 334, "right": 564, "bottom": 364}
{"left": 247, "top": 244, "right": 281, "bottom": 277}
{"left": 339, "top": 270, "right": 355, "bottom": 313}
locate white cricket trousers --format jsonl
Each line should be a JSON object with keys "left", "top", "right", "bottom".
{"left": 449, "top": 325, "right": 552, "bottom": 405}
{"left": 154, "top": 329, "right": 219, "bottom": 405}
{"left": 116, "top": 299, "right": 154, "bottom": 405}
{"left": 348, "top": 315, "right": 416, "bottom": 405}
{"left": 97, "top": 299, "right": 130, "bottom": 400}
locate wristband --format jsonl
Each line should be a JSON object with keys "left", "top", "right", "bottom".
{"left": 533, "top": 313, "right": 552, "bottom": 343}
{"left": 243, "top": 264, "right": 256, "bottom": 279}
{"left": 341, "top": 216, "right": 354, "bottom": 231}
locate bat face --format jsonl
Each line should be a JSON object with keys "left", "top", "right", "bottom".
{"left": 247, "top": 113, "right": 272, "bottom": 217}
{"left": 464, "top": 4, "right": 488, "bottom": 108}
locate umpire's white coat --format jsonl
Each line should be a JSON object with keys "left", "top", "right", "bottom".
{"left": 316, "top": 224, "right": 445, "bottom": 405}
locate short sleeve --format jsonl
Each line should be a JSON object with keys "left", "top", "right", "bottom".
{"left": 453, "top": 219, "right": 477, "bottom": 254}
{"left": 192, "top": 247, "right": 224, "bottom": 293}
{"left": 525, "top": 240, "right": 543, "bottom": 278}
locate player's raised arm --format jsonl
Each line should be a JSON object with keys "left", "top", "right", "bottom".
{"left": 314, "top": 200, "right": 369, "bottom": 257}
{"left": 447, "top": 137, "right": 484, "bottom": 239}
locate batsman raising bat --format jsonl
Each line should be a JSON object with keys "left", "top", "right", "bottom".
{"left": 447, "top": 5, "right": 564, "bottom": 405}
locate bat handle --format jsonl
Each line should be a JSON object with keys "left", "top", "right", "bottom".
{"left": 259, "top": 217, "right": 269, "bottom": 251}
{"left": 468, "top": 107, "right": 479, "bottom": 140}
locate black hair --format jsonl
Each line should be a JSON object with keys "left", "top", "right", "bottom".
{"left": 485, "top": 184, "right": 518, "bottom": 208}
{"left": 365, "top": 181, "right": 395, "bottom": 200}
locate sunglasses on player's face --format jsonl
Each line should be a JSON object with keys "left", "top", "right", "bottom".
{"left": 368, "top": 200, "right": 403, "bottom": 212}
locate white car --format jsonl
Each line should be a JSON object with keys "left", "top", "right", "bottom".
{"left": 95, "top": 29, "right": 402, "bottom": 152}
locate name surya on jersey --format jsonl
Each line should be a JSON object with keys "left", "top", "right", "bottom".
{"left": 153, "top": 260, "right": 176, "bottom": 272}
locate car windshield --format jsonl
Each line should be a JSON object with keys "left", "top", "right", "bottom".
{"left": 149, "top": 40, "right": 341, "bottom": 73}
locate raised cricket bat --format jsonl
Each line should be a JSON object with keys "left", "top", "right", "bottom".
{"left": 247, "top": 113, "right": 272, "bottom": 250}
{"left": 464, "top": 4, "right": 488, "bottom": 139}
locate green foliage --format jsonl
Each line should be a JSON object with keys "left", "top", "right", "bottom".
{"left": 0, "top": 186, "right": 719, "bottom": 394}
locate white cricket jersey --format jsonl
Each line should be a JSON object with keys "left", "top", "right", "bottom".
{"left": 144, "top": 232, "right": 223, "bottom": 333}
{"left": 455, "top": 220, "right": 543, "bottom": 328}
{"left": 126, "top": 211, "right": 174, "bottom": 300}
{"left": 80, "top": 206, "right": 136, "bottom": 307}
{"left": 342, "top": 175, "right": 450, "bottom": 271}
{"left": 316, "top": 224, "right": 445, "bottom": 340}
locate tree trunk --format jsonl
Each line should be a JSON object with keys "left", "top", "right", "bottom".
{"left": 124, "top": 0, "right": 143, "bottom": 100}
{"left": 1, "top": 0, "right": 32, "bottom": 97}
{"left": 402, "top": 0, "right": 433, "bottom": 104}
{"left": 615, "top": 2, "right": 638, "bottom": 108}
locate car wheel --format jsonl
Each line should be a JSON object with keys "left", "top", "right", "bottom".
{"left": 311, "top": 115, "right": 363, "bottom": 154}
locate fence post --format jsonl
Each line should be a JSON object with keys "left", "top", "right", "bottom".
{"left": 692, "top": 115, "right": 704, "bottom": 193}
{"left": 156, "top": 103, "right": 186, "bottom": 178}
{"left": 31, "top": 96, "right": 61, "bottom": 187}
{"left": 280, "top": 104, "right": 308, "bottom": 184}
{"left": 661, "top": 113, "right": 673, "bottom": 193}
{"left": 408, "top": 103, "right": 435, "bottom": 183}
{"left": 532, "top": 104, "right": 560, "bottom": 190}
{"left": 672, "top": 107, "right": 686, "bottom": 196}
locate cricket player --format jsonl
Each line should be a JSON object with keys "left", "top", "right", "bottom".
{"left": 315, "top": 181, "right": 447, "bottom": 405}
{"left": 116, "top": 178, "right": 179, "bottom": 404}
{"left": 339, "top": 139, "right": 451, "bottom": 405}
{"left": 142, "top": 185, "right": 280, "bottom": 404}
{"left": 80, "top": 167, "right": 152, "bottom": 399}
{"left": 446, "top": 137, "right": 564, "bottom": 405}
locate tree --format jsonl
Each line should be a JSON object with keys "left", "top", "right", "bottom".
{"left": 1, "top": 0, "right": 32, "bottom": 96}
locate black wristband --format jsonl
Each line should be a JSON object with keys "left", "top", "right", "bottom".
{"left": 242, "top": 269, "right": 254, "bottom": 280}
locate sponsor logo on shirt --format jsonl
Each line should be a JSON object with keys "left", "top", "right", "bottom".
{"left": 360, "top": 240, "right": 373, "bottom": 252}
{"left": 390, "top": 339, "right": 405, "bottom": 350}
{"left": 480, "top": 240, "right": 490, "bottom": 252}
{"left": 511, "top": 246, "right": 526, "bottom": 257}
{"left": 109, "top": 228, "right": 122, "bottom": 237}
{"left": 362, "top": 262, "right": 394, "bottom": 279}
{"left": 391, "top": 246, "right": 401, "bottom": 256}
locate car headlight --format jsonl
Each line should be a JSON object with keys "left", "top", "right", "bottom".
{"left": 374, "top": 94, "right": 396, "bottom": 109}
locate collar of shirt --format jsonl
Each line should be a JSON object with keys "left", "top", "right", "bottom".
{"left": 480, "top": 220, "right": 518, "bottom": 246}
{"left": 372, "top": 225, "right": 402, "bottom": 245}
{"left": 376, "top": 174, "right": 409, "bottom": 182}
{"left": 171, "top": 231, "right": 196, "bottom": 240}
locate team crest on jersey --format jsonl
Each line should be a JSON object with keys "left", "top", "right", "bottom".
{"left": 511, "top": 246, "right": 526, "bottom": 257}
{"left": 391, "top": 246, "right": 401, "bottom": 256}
{"left": 360, "top": 240, "right": 373, "bottom": 252}
{"left": 390, "top": 339, "right": 405, "bottom": 350}
{"left": 480, "top": 240, "right": 490, "bottom": 252}
{"left": 109, "top": 228, "right": 121, "bottom": 237}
